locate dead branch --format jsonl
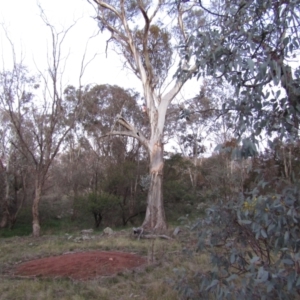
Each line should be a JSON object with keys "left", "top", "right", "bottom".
{"left": 132, "top": 227, "right": 173, "bottom": 240}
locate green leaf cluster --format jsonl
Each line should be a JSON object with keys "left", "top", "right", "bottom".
{"left": 191, "top": 0, "right": 300, "bottom": 139}
{"left": 176, "top": 143, "right": 300, "bottom": 299}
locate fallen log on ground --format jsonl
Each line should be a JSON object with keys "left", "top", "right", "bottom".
{"left": 132, "top": 227, "right": 173, "bottom": 240}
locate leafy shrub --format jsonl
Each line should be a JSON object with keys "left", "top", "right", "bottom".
{"left": 176, "top": 144, "right": 300, "bottom": 299}
{"left": 177, "top": 180, "right": 300, "bottom": 299}
{"left": 74, "top": 192, "right": 121, "bottom": 227}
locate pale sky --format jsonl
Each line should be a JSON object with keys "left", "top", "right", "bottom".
{"left": 0, "top": 0, "right": 142, "bottom": 89}
{"left": 0, "top": 0, "right": 199, "bottom": 98}
{"left": 1, "top": 1, "right": 296, "bottom": 156}
{"left": 0, "top": 0, "right": 202, "bottom": 155}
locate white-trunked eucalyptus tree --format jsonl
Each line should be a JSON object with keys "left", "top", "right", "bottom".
{"left": 88, "top": 0, "right": 202, "bottom": 231}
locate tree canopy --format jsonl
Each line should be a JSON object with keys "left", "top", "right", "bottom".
{"left": 190, "top": 0, "right": 300, "bottom": 139}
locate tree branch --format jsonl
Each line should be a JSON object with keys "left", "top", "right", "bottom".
{"left": 93, "top": 0, "right": 122, "bottom": 19}
{"left": 138, "top": 1, "right": 154, "bottom": 87}
{"left": 198, "top": 0, "right": 227, "bottom": 18}
{"left": 102, "top": 130, "right": 149, "bottom": 151}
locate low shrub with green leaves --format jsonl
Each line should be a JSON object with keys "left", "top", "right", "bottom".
{"left": 75, "top": 192, "right": 121, "bottom": 228}
{"left": 177, "top": 174, "right": 300, "bottom": 299}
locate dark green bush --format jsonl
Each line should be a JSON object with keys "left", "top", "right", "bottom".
{"left": 74, "top": 192, "right": 121, "bottom": 227}
{"left": 177, "top": 143, "right": 300, "bottom": 299}
{"left": 177, "top": 182, "right": 300, "bottom": 299}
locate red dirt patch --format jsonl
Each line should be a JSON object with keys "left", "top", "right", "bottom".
{"left": 14, "top": 251, "right": 147, "bottom": 280}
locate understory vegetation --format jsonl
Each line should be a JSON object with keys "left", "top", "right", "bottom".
{"left": 1, "top": 140, "right": 300, "bottom": 299}
{"left": 0, "top": 230, "right": 189, "bottom": 300}
{"left": 1, "top": 0, "right": 300, "bottom": 299}
{"left": 178, "top": 141, "right": 300, "bottom": 299}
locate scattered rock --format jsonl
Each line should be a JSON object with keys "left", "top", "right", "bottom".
{"left": 71, "top": 229, "right": 97, "bottom": 242}
{"left": 81, "top": 229, "right": 94, "bottom": 234}
{"left": 73, "top": 235, "right": 95, "bottom": 243}
{"left": 103, "top": 227, "right": 114, "bottom": 235}
{"left": 73, "top": 237, "right": 81, "bottom": 243}
{"left": 173, "top": 227, "right": 181, "bottom": 236}
{"left": 82, "top": 235, "right": 92, "bottom": 241}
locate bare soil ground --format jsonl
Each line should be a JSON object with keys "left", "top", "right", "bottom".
{"left": 13, "top": 251, "right": 147, "bottom": 280}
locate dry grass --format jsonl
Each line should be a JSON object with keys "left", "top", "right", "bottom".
{"left": 0, "top": 228, "right": 210, "bottom": 300}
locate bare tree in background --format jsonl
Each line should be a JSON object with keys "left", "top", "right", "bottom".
{"left": 0, "top": 11, "right": 96, "bottom": 237}
{"left": 0, "top": 109, "right": 29, "bottom": 229}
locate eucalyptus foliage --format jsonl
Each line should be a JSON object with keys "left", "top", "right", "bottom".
{"left": 189, "top": 0, "right": 300, "bottom": 138}
{"left": 175, "top": 2, "right": 300, "bottom": 296}
{"left": 194, "top": 183, "right": 300, "bottom": 299}
{"left": 174, "top": 140, "right": 300, "bottom": 299}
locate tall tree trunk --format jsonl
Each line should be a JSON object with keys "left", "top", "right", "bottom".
{"left": 0, "top": 206, "right": 9, "bottom": 228}
{"left": 32, "top": 178, "right": 42, "bottom": 237}
{"left": 0, "top": 171, "right": 12, "bottom": 228}
{"left": 142, "top": 141, "right": 167, "bottom": 231}
{"left": 0, "top": 172, "right": 26, "bottom": 229}
{"left": 9, "top": 176, "right": 26, "bottom": 229}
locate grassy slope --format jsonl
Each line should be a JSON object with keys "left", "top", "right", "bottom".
{"left": 0, "top": 228, "right": 209, "bottom": 300}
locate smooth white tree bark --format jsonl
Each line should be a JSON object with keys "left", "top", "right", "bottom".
{"left": 91, "top": 0, "right": 198, "bottom": 231}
